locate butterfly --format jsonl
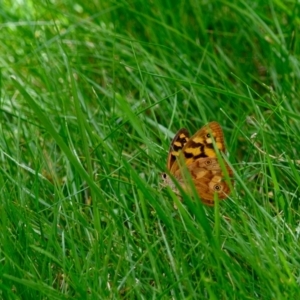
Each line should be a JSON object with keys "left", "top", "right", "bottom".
{"left": 162, "top": 122, "right": 233, "bottom": 206}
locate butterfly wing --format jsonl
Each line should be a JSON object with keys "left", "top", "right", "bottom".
{"left": 187, "top": 157, "right": 233, "bottom": 206}
{"left": 166, "top": 128, "right": 190, "bottom": 171}
{"left": 168, "top": 122, "right": 233, "bottom": 205}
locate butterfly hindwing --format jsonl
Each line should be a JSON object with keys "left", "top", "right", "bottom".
{"left": 187, "top": 157, "right": 233, "bottom": 206}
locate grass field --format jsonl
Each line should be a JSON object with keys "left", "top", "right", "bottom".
{"left": 1, "top": 0, "right": 300, "bottom": 299}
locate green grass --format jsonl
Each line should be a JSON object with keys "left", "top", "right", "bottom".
{"left": 1, "top": 0, "right": 300, "bottom": 298}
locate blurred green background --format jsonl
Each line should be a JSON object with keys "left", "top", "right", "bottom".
{"left": 1, "top": 0, "right": 300, "bottom": 298}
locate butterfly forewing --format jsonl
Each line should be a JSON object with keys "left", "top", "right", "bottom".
{"left": 167, "top": 128, "right": 189, "bottom": 170}
{"left": 181, "top": 122, "right": 225, "bottom": 164}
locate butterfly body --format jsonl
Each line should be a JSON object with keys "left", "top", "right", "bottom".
{"left": 162, "top": 122, "right": 233, "bottom": 206}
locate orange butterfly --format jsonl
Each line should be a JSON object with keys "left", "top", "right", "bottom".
{"left": 162, "top": 122, "right": 233, "bottom": 205}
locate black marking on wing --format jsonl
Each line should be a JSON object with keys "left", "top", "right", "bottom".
{"left": 168, "top": 128, "right": 190, "bottom": 170}
{"left": 193, "top": 152, "right": 208, "bottom": 159}
{"left": 172, "top": 142, "right": 184, "bottom": 152}
{"left": 186, "top": 140, "right": 202, "bottom": 149}
{"left": 184, "top": 152, "right": 194, "bottom": 159}
{"left": 205, "top": 143, "right": 214, "bottom": 149}
{"left": 171, "top": 134, "right": 189, "bottom": 156}
{"left": 183, "top": 144, "right": 209, "bottom": 159}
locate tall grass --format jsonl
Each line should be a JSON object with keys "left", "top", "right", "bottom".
{"left": 1, "top": 0, "right": 300, "bottom": 298}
